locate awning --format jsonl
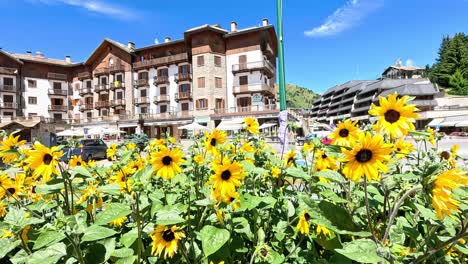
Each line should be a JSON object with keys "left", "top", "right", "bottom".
{"left": 427, "top": 118, "right": 444, "bottom": 127}
{"left": 439, "top": 121, "right": 458, "bottom": 127}
{"left": 0, "top": 121, "right": 12, "bottom": 129}
{"left": 455, "top": 121, "right": 468, "bottom": 127}
{"left": 259, "top": 123, "right": 277, "bottom": 130}
{"left": 144, "top": 120, "right": 191, "bottom": 126}
{"left": 119, "top": 123, "right": 138, "bottom": 128}
{"left": 216, "top": 119, "right": 245, "bottom": 131}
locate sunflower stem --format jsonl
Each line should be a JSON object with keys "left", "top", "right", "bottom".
{"left": 363, "top": 177, "right": 378, "bottom": 244}
{"left": 134, "top": 191, "right": 143, "bottom": 264}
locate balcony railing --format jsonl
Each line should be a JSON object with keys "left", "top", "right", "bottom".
{"left": 134, "top": 79, "right": 149, "bottom": 87}
{"left": 154, "top": 76, "right": 169, "bottom": 85}
{"left": 233, "top": 84, "right": 275, "bottom": 95}
{"left": 0, "top": 102, "right": 17, "bottom": 109}
{"left": 0, "top": 67, "right": 18, "bottom": 75}
{"left": 79, "top": 104, "right": 94, "bottom": 112}
{"left": 94, "top": 84, "right": 109, "bottom": 93}
{"left": 79, "top": 87, "right": 93, "bottom": 95}
{"left": 94, "top": 68, "right": 109, "bottom": 76}
{"left": 110, "top": 81, "right": 125, "bottom": 90}
{"left": 77, "top": 72, "right": 91, "bottom": 80}
{"left": 110, "top": 99, "right": 126, "bottom": 107}
{"left": 48, "top": 89, "right": 68, "bottom": 96}
{"left": 0, "top": 84, "right": 16, "bottom": 92}
{"left": 95, "top": 101, "right": 110, "bottom": 109}
{"left": 211, "top": 104, "right": 277, "bottom": 116}
{"left": 134, "top": 97, "right": 150, "bottom": 105}
{"left": 154, "top": 95, "right": 170, "bottom": 104}
{"left": 48, "top": 105, "right": 67, "bottom": 112}
{"left": 141, "top": 110, "right": 194, "bottom": 121}
{"left": 232, "top": 60, "right": 275, "bottom": 77}
{"left": 47, "top": 72, "right": 67, "bottom": 80}
{"left": 133, "top": 53, "right": 188, "bottom": 70}
{"left": 175, "top": 91, "right": 192, "bottom": 101}
{"left": 109, "top": 64, "right": 125, "bottom": 73}
{"left": 174, "top": 73, "right": 192, "bottom": 83}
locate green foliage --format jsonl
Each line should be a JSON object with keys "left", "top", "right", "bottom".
{"left": 448, "top": 69, "right": 468, "bottom": 95}
{"left": 286, "top": 83, "right": 319, "bottom": 108}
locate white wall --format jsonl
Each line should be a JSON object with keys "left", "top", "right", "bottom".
{"left": 23, "top": 77, "right": 50, "bottom": 117}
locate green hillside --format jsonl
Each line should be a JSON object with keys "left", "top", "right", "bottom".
{"left": 285, "top": 84, "right": 319, "bottom": 108}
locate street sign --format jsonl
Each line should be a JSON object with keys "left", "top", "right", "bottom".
{"left": 252, "top": 93, "right": 263, "bottom": 103}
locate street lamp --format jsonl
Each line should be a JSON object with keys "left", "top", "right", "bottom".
{"left": 276, "top": 0, "right": 289, "bottom": 155}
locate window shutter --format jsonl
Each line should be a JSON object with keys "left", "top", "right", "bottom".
{"left": 196, "top": 99, "right": 200, "bottom": 109}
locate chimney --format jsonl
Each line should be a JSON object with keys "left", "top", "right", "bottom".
{"left": 262, "top": 18, "right": 269, "bottom": 26}
{"left": 26, "top": 51, "right": 32, "bottom": 56}
{"left": 65, "top": 55, "right": 71, "bottom": 63}
{"left": 164, "top": 37, "right": 171, "bottom": 43}
{"left": 231, "top": 21, "right": 237, "bottom": 32}
{"left": 35, "top": 51, "right": 44, "bottom": 58}
{"left": 127, "top": 41, "right": 135, "bottom": 50}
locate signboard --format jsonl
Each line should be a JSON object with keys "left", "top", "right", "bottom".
{"left": 195, "top": 117, "right": 210, "bottom": 123}
{"left": 252, "top": 93, "right": 263, "bottom": 103}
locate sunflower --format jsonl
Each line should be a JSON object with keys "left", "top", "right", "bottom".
{"left": 342, "top": 133, "right": 392, "bottom": 182}
{"left": 0, "top": 134, "right": 26, "bottom": 164}
{"left": 329, "top": 119, "right": 360, "bottom": 147}
{"left": 368, "top": 93, "right": 419, "bottom": 138}
{"left": 76, "top": 183, "right": 99, "bottom": 204}
{"left": 0, "top": 175, "right": 13, "bottom": 199}
{"left": 25, "top": 142, "right": 63, "bottom": 183}
{"left": 0, "top": 229, "right": 13, "bottom": 238}
{"left": 109, "top": 166, "right": 134, "bottom": 192}
{"left": 316, "top": 225, "right": 331, "bottom": 237}
{"left": 432, "top": 168, "right": 468, "bottom": 219}
{"left": 205, "top": 130, "right": 227, "bottom": 154}
{"left": 0, "top": 201, "right": 6, "bottom": 218}
{"left": 210, "top": 157, "right": 245, "bottom": 203}
{"left": 284, "top": 150, "right": 296, "bottom": 168}
{"left": 440, "top": 144, "right": 459, "bottom": 167}
{"left": 4, "top": 174, "right": 25, "bottom": 199}
{"left": 193, "top": 155, "right": 204, "bottom": 165}
{"left": 127, "top": 157, "right": 145, "bottom": 172}
{"left": 271, "top": 167, "right": 281, "bottom": 178}
{"left": 393, "top": 139, "right": 414, "bottom": 159}
{"left": 106, "top": 143, "right": 118, "bottom": 160}
{"left": 426, "top": 127, "right": 436, "bottom": 145}
{"left": 125, "top": 142, "right": 137, "bottom": 151}
{"left": 150, "top": 225, "right": 185, "bottom": 259}
{"left": 314, "top": 149, "right": 338, "bottom": 171}
{"left": 240, "top": 142, "right": 255, "bottom": 153}
{"left": 302, "top": 142, "right": 314, "bottom": 153}
{"left": 151, "top": 147, "right": 184, "bottom": 180}
{"left": 110, "top": 216, "right": 127, "bottom": 228}
{"left": 69, "top": 155, "right": 86, "bottom": 168}
{"left": 244, "top": 117, "right": 259, "bottom": 134}
{"left": 297, "top": 210, "right": 310, "bottom": 235}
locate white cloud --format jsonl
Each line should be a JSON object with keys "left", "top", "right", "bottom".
{"left": 154, "top": 38, "right": 160, "bottom": 44}
{"left": 27, "top": 0, "right": 138, "bottom": 20}
{"left": 304, "top": 0, "right": 383, "bottom": 37}
{"left": 405, "top": 59, "right": 415, "bottom": 66}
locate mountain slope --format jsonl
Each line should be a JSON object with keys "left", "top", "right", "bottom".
{"left": 285, "top": 84, "right": 318, "bottom": 108}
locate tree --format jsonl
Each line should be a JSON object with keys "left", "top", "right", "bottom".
{"left": 448, "top": 69, "right": 468, "bottom": 95}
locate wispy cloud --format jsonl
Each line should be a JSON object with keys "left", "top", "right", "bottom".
{"left": 27, "top": 0, "right": 139, "bottom": 20}
{"left": 405, "top": 58, "right": 415, "bottom": 67}
{"left": 304, "top": 0, "right": 383, "bottom": 37}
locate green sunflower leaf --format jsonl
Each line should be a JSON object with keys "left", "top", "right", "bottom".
{"left": 82, "top": 225, "right": 117, "bottom": 242}
{"left": 94, "top": 203, "right": 132, "bottom": 226}
{"left": 335, "top": 239, "right": 382, "bottom": 263}
{"left": 199, "top": 225, "right": 230, "bottom": 257}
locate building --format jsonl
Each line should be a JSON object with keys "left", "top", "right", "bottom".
{"left": 0, "top": 19, "right": 278, "bottom": 139}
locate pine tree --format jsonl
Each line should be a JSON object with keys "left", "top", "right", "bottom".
{"left": 448, "top": 69, "right": 468, "bottom": 95}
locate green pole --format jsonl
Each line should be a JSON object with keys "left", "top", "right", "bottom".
{"left": 276, "top": 0, "right": 287, "bottom": 111}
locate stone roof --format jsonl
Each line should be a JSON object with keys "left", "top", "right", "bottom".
{"left": 379, "top": 83, "right": 438, "bottom": 97}
{"left": 9, "top": 52, "right": 78, "bottom": 66}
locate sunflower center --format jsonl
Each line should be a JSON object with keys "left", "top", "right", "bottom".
{"left": 440, "top": 151, "right": 450, "bottom": 160}
{"left": 162, "top": 156, "right": 172, "bottom": 166}
{"left": 43, "top": 154, "right": 53, "bottom": 165}
{"left": 321, "top": 154, "right": 327, "bottom": 159}
{"left": 7, "top": 187, "right": 15, "bottom": 195}
{"left": 221, "top": 170, "right": 231, "bottom": 180}
{"left": 210, "top": 138, "right": 217, "bottom": 146}
{"left": 162, "top": 229, "right": 175, "bottom": 242}
{"left": 77, "top": 162, "right": 82, "bottom": 166}
{"left": 31, "top": 186, "right": 36, "bottom": 193}
{"left": 261, "top": 248, "right": 268, "bottom": 257}
{"left": 287, "top": 157, "right": 295, "bottom": 164}
{"left": 304, "top": 213, "right": 310, "bottom": 221}
{"left": 356, "top": 149, "right": 373, "bottom": 163}
{"left": 384, "top": 109, "right": 401, "bottom": 123}
{"left": 339, "top": 129, "right": 349, "bottom": 137}
{"left": 397, "top": 148, "right": 401, "bottom": 151}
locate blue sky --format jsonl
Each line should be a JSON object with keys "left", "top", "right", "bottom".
{"left": 0, "top": 0, "right": 467, "bottom": 93}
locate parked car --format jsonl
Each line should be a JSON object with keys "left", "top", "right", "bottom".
{"left": 321, "top": 137, "right": 333, "bottom": 145}
{"left": 61, "top": 139, "right": 108, "bottom": 162}
{"left": 297, "top": 134, "right": 315, "bottom": 146}
{"left": 449, "top": 131, "right": 462, "bottom": 137}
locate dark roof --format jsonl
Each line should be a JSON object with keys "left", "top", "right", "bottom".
{"left": 0, "top": 50, "right": 23, "bottom": 65}
{"left": 359, "top": 78, "right": 427, "bottom": 95}
{"left": 84, "top": 38, "right": 134, "bottom": 65}
{"left": 379, "top": 83, "right": 437, "bottom": 97}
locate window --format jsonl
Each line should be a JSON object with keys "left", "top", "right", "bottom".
{"left": 86, "top": 80, "right": 92, "bottom": 88}
{"left": 197, "top": 77, "right": 205, "bottom": 88}
{"left": 53, "top": 113, "right": 63, "bottom": 120}
{"left": 116, "top": 74, "right": 123, "bottom": 82}
{"left": 74, "top": 83, "right": 80, "bottom": 90}
{"left": 85, "top": 97, "right": 93, "bottom": 104}
{"left": 196, "top": 98, "right": 208, "bottom": 110}
{"left": 179, "top": 84, "right": 190, "bottom": 93}
{"left": 100, "top": 77, "right": 107, "bottom": 85}
{"left": 28, "top": 113, "right": 37, "bottom": 117}
{"left": 28, "top": 80, "right": 37, "bottom": 88}
{"left": 3, "top": 95, "right": 13, "bottom": 103}
{"left": 101, "top": 109, "right": 108, "bottom": 116}
{"left": 264, "top": 77, "right": 268, "bottom": 84}
{"left": 197, "top": 56, "right": 204, "bottom": 66}
{"left": 181, "top": 103, "right": 189, "bottom": 111}
{"left": 141, "top": 107, "right": 148, "bottom": 114}
{"left": 214, "top": 56, "right": 222, "bottom": 67}
{"left": 160, "top": 105, "right": 167, "bottom": 113}
{"left": 3, "top": 78, "right": 13, "bottom": 86}
{"left": 160, "top": 86, "right": 167, "bottom": 95}
{"left": 237, "top": 97, "right": 251, "bottom": 109}
{"left": 116, "top": 91, "right": 123, "bottom": 100}
{"left": 52, "top": 98, "right": 63, "bottom": 105}
{"left": 215, "top": 98, "right": 225, "bottom": 109}
{"left": 140, "top": 89, "right": 147, "bottom": 97}
{"left": 239, "top": 76, "right": 248, "bottom": 85}
{"left": 158, "top": 68, "right": 168, "bottom": 77}
{"left": 179, "top": 65, "right": 190, "bottom": 74}
{"left": 86, "top": 112, "right": 92, "bottom": 118}
{"left": 4, "top": 112, "right": 13, "bottom": 116}
{"left": 53, "top": 82, "right": 61, "bottom": 90}
{"left": 28, "top": 97, "right": 37, "bottom": 105}
{"left": 215, "top": 77, "right": 222, "bottom": 88}
{"left": 239, "top": 55, "right": 247, "bottom": 69}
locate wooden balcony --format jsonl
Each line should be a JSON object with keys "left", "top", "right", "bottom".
{"left": 109, "top": 64, "right": 125, "bottom": 73}
{"left": 154, "top": 95, "right": 170, "bottom": 104}
{"left": 133, "top": 53, "right": 188, "bottom": 70}
{"left": 110, "top": 81, "right": 125, "bottom": 90}
{"left": 134, "top": 97, "right": 150, "bottom": 105}
{"left": 47, "top": 72, "right": 67, "bottom": 80}
{"left": 174, "top": 73, "right": 192, "bottom": 83}
{"left": 79, "top": 104, "right": 94, "bottom": 112}
{"left": 232, "top": 60, "right": 275, "bottom": 77}
{"left": 0, "top": 84, "right": 16, "bottom": 93}
{"left": 48, "top": 89, "right": 68, "bottom": 96}
{"left": 0, "top": 67, "right": 18, "bottom": 75}
{"left": 175, "top": 91, "right": 192, "bottom": 102}
{"left": 94, "top": 68, "right": 109, "bottom": 76}
{"left": 233, "top": 84, "right": 276, "bottom": 95}
{"left": 48, "top": 105, "right": 67, "bottom": 112}
{"left": 0, "top": 102, "right": 17, "bottom": 109}
{"left": 95, "top": 101, "right": 110, "bottom": 109}
{"left": 134, "top": 79, "right": 149, "bottom": 87}
{"left": 110, "top": 99, "right": 126, "bottom": 108}
{"left": 94, "top": 84, "right": 109, "bottom": 93}
{"left": 154, "top": 76, "right": 169, "bottom": 85}
{"left": 79, "top": 87, "right": 93, "bottom": 96}
{"left": 77, "top": 72, "right": 91, "bottom": 80}
{"left": 211, "top": 104, "right": 278, "bottom": 118}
